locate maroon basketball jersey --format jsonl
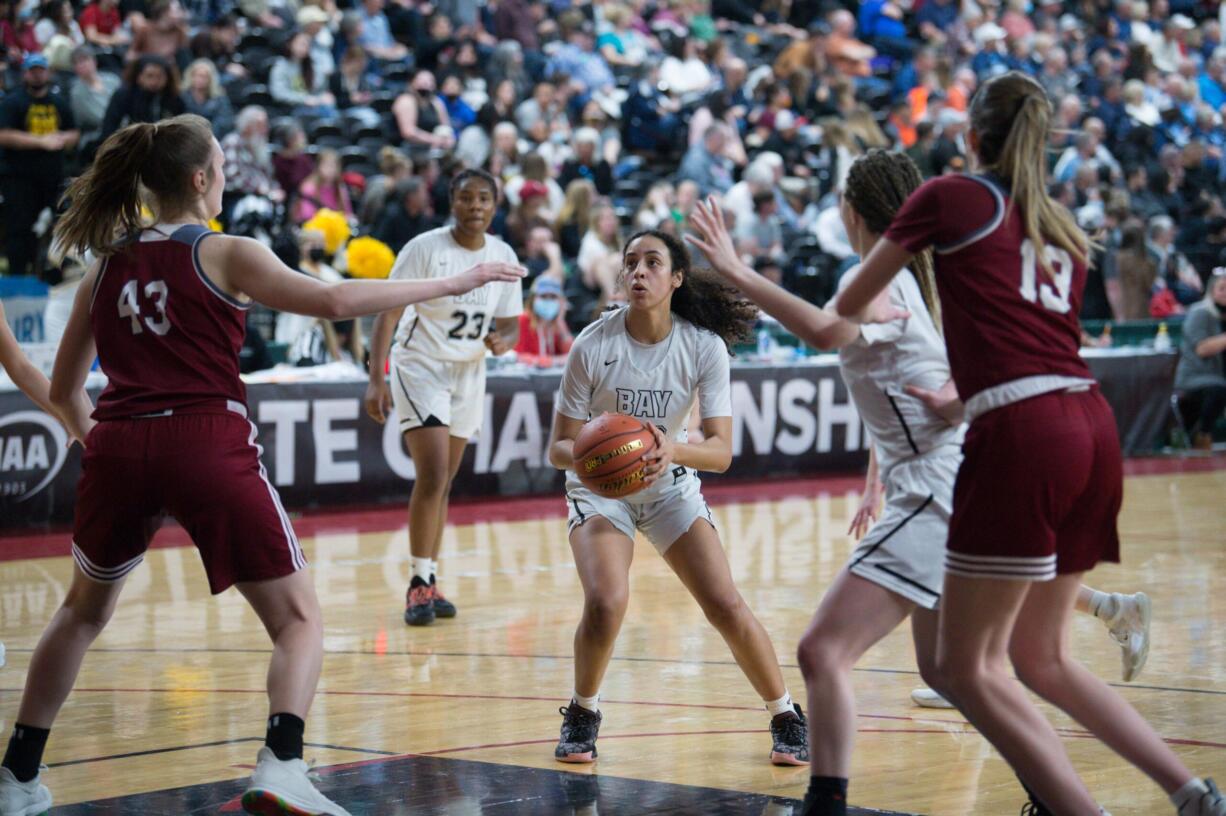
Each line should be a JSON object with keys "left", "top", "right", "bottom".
{"left": 90, "top": 224, "right": 248, "bottom": 420}
{"left": 884, "top": 174, "right": 1092, "bottom": 404}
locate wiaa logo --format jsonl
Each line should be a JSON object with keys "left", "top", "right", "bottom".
{"left": 0, "top": 411, "right": 68, "bottom": 503}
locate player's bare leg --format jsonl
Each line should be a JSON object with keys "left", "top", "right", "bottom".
{"left": 403, "top": 425, "right": 453, "bottom": 626}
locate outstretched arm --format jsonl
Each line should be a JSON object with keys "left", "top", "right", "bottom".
{"left": 209, "top": 236, "right": 523, "bottom": 319}
{"left": 686, "top": 197, "right": 859, "bottom": 350}
{"left": 832, "top": 237, "right": 913, "bottom": 323}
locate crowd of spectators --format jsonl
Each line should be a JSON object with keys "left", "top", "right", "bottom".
{"left": 2, "top": 0, "right": 1226, "bottom": 386}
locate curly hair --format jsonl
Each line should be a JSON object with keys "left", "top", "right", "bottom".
{"left": 622, "top": 230, "right": 758, "bottom": 349}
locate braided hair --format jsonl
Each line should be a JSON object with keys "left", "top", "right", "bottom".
{"left": 843, "top": 149, "right": 941, "bottom": 331}
{"left": 622, "top": 230, "right": 758, "bottom": 349}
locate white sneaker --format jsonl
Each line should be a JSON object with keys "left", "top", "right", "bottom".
{"left": 242, "top": 747, "right": 352, "bottom": 816}
{"left": 1103, "top": 592, "right": 1151, "bottom": 682}
{"left": 910, "top": 688, "right": 955, "bottom": 709}
{"left": 1177, "top": 778, "right": 1226, "bottom": 815}
{"left": 0, "top": 766, "right": 52, "bottom": 816}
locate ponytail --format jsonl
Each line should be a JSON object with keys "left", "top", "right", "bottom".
{"left": 969, "top": 72, "right": 1088, "bottom": 273}
{"left": 56, "top": 123, "right": 155, "bottom": 259}
{"left": 55, "top": 114, "right": 217, "bottom": 258}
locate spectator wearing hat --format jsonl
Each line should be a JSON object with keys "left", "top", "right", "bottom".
{"left": 505, "top": 178, "right": 551, "bottom": 255}
{"left": 0, "top": 53, "right": 78, "bottom": 277}
{"left": 1152, "top": 16, "right": 1194, "bottom": 74}
{"left": 761, "top": 109, "right": 810, "bottom": 178}
{"left": 971, "top": 23, "right": 1010, "bottom": 79}
{"left": 515, "top": 275, "right": 573, "bottom": 360}
{"left": 558, "top": 127, "right": 613, "bottom": 196}
{"left": 297, "top": 5, "right": 336, "bottom": 78}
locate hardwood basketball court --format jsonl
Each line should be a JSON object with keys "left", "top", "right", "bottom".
{"left": 1, "top": 459, "right": 1223, "bottom": 814}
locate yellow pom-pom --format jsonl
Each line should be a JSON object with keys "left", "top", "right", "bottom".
{"left": 207, "top": 218, "right": 223, "bottom": 233}
{"left": 303, "top": 209, "right": 351, "bottom": 256}
{"left": 345, "top": 236, "right": 396, "bottom": 279}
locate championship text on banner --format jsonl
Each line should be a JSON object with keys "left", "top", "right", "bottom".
{"left": 0, "top": 351, "right": 1178, "bottom": 528}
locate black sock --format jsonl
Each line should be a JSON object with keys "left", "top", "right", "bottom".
{"left": 801, "top": 776, "right": 848, "bottom": 816}
{"left": 265, "top": 713, "right": 305, "bottom": 761}
{"left": 1019, "top": 778, "right": 1053, "bottom": 815}
{"left": 2, "top": 724, "right": 51, "bottom": 783}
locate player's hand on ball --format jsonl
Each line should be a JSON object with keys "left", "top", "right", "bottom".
{"left": 364, "top": 378, "right": 393, "bottom": 424}
{"left": 453, "top": 262, "right": 526, "bottom": 295}
{"left": 484, "top": 331, "right": 511, "bottom": 355}
{"left": 641, "top": 423, "right": 674, "bottom": 485}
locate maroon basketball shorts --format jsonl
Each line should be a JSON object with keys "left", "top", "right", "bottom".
{"left": 945, "top": 387, "right": 1122, "bottom": 581}
{"left": 72, "top": 408, "right": 306, "bottom": 594}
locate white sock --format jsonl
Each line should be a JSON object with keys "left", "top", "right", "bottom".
{"left": 411, "top": 556, "right": 432, "bottom": 583}
{"left": 764, "top": 691, "right": 794, "bottom": 718}
{"left": 1171, "top": 778, "right": 1210, "bottom": 810}
{"left": 1089, "top": 590, "right": 1118, "bottom": 621}
{"left": 572, "top": 690, "right": 600, "bottom": 713}
{"left": 429, "top": 559, "right": 439, "bottom": 582}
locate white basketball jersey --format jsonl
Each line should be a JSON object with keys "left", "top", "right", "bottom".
{"left": 390, "top": 226, "right": 523, "bottom": 362}
{"left": 832, "top": 266, "right": 963, "bottom": 477}
{"left": 556, "top": 306, "right": 731, "bottom": 504}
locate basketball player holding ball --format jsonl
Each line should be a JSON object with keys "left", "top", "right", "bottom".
{"left": 546, "top": 230, "right": 809, "bottom": 766}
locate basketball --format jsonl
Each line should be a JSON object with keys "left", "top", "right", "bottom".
{"left": 572, "top": 413, "right": 657, "bottom": 498}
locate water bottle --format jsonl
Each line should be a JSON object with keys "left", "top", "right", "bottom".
{"left": 1153, "top": 322, "right": 1172, "bottom": 352}
{"left": 756, "top": 327, "right": 772, "bottom": 359}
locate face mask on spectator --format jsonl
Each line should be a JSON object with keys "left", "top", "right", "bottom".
{"left": 533, "top": 297, "right": 561, "bottom": 321}
{"left": 308, "top": 247, "right": 326, "bottom": 262}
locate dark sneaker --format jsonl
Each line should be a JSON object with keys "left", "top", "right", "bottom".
{"left": 430, "top": 577, "right": 457, "bottom": 618}
{"left": 404, "top": 577, "right": 435, "bottom": 626}
{"left": 769, "top": 704, "right": 809, "bottom": 766}
{"left": 554, "top": 701, "right": 602, "bottom": 763}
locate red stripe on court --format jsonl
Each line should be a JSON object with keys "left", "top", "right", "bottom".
{"left": 12, "top": 685, "right": 1226, "bottom": 750}
{"left": 2, "top": 457, "right": 1222, "bottom": 562}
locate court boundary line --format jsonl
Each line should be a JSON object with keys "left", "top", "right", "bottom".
{"left": 44, "top": 738, "right": 396, "bottom": 769}
{"left": 13, "top": 686, "right": 1225, "bottom": 752}
{"left": 8, "top": 646, "right": 1225, "bottom": 699}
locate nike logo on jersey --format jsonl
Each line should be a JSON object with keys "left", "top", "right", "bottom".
{"left": 604, "top": 359, "right": 618, "bottom": 366}
{"left": 615, "top": 388, "right": 673, "bottom": 418}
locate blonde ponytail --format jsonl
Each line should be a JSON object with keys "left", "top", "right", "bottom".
{"left": 55, "top": 114, "right": 216, "bottom": 258}
{"left": 969, "top": 72, "right": 1088, "bottom": 274}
